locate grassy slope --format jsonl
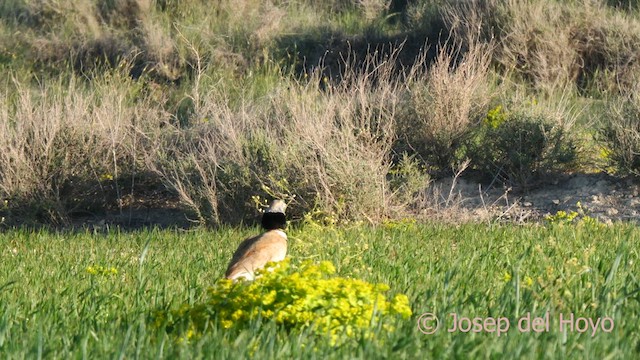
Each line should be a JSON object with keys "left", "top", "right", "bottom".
{"left": 1, "top": 223, "right": 638, "bottom": 358}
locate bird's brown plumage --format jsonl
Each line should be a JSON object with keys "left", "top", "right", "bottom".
{"left": 225, "top": 230, "right": 287, "bottom": 280}
{"left": 225, "top": 200, "right": 288, "bottom": 280}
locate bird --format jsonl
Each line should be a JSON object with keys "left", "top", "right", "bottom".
{"left": 225, "top": 200, "right": 288, "bottom": 281}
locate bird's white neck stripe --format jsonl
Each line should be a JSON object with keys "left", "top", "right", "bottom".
{"left": 273, "top": 229, "right": 287, "bottom": 239}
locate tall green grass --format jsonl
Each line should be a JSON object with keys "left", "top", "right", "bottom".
{"left": 3, "top": 1, "right": 640, "bottom": 226}
{"left": 1, "top": 222, "right": 638, "bottom": 358}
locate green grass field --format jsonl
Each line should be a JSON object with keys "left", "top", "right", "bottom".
{"left": 1, "top": 222, "right": 639, "bottom": 359}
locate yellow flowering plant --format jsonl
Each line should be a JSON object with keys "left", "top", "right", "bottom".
{"left": 153, "top": 258, "right": 412, "bottom": 345}
{"left": 544, "top": 210, "right": 579, "bottom": 224}
{"left": 483, "top": 105, "right": 507, "bottom": 129}
{"left": 86, "top": 265, "right": 118, "bottom": 276}
{"left": 544, "top": 202, "right": 605, "bottom": 229}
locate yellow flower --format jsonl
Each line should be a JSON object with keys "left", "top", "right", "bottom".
{"left": 86, "top": 265, "right": 118, "bottom": 276}
{"left": 391, "top": 294, "right": 412, "bottom": 319}
{"left": 221, "top": 320, "right": 233, "bottom": 329}
{"left": 524, "top": 276, "right": 533, "bottom": 288}
{"left": 503, "top": 271, "right": 512, "bottom": 282}
{"left": 319, "top": 261, "right": 336, "bottom": 274}
{"left": 262, "top": 290, "right": 277, "bottom": 306}
{"left": 599, "top": 147, "right": 611, "bottom": 160}
{"left": 484, "top": 105, "right": 507, "bottom": 129}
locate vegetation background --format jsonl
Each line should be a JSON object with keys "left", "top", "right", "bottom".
{"left": 2, "top": 0, "right": 640, "bottom": 228}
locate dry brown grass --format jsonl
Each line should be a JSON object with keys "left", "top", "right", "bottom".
{"left": 492, "top": 0, "right": 640, "bottom": 92}
{"left": 1, "top": 0, "right": 507, "bottom": 226}
{"left": 0, "top": 74, "right": 168, "bottom": 224}
{"left": 5, "top": 0, "right": 638, "bottom": 227}
{"left": 397, "top": 37, "right": 493, "bottom": 175}
{"left": 149, "top": 48, "right": 411, "bottom": 225}
{"left": 417, "top": 0, "right": 640, "bottom": 94}
{"left": 600, "top": 85, "right": 640, "bottom": 177}
{"left": 145, "top": 35, "right": 496, "bottom": 226}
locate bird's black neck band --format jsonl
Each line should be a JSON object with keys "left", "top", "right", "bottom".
{"left": 262, "top": 212, "right": 286, "bottom": 230}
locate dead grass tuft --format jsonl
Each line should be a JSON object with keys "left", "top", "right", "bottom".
{"left": 397, "top": 37, "right": 493, "bottom": 176}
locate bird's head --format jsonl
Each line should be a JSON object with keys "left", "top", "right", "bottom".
{"left": 261, "top": 199, "right": 287, "bottom": 230}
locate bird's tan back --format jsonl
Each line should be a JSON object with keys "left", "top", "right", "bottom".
{"left": 225, "top": 230, "right": 287, "bottom": 280}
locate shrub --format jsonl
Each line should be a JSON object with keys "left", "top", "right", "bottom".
{"left": 151, "top": 50, "right": 415, "bottom": 225}
{"left": 153, "top": 259, "right": 412, "bottom": 346}
{"left": 490, "top": 0, "right": 640, "bottom": 94}
{"left": 396, "top": 39, "right": 493, "bottom": 177}
{"left": 412, "top": 0, "right": 640, "bottom": 94}
{"left": 472, "top": 104, "right": 577, "bottom": 191}
{"left": 600, "top": 93, "right": 640, "bottom": 177}
{"left": 388, "top": 153, "right": 431, "bottom": 209}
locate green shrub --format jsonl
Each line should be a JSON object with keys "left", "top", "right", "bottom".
{"left": 472, "top": 105, "right": 577, "bottom": 190}
{"left": 388, "top": 153, "right": 430, "bottom": 208}
{"left": 153, "top": 258, "right": 412, "bottom": 346}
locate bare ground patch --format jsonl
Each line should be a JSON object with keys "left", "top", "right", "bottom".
{"left": 423, "top": 172, "right": 640, "bottom": 225}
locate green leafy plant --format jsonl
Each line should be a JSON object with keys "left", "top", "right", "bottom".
{"left": 472, "top": 105, "right": 576, "bottom": 190}
{"left": 388, "top": 153, "right": 430, "bottom": 207}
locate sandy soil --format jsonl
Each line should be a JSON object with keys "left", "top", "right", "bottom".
{"left": 426, "top": 172, "right": 640, "bottom": 224}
